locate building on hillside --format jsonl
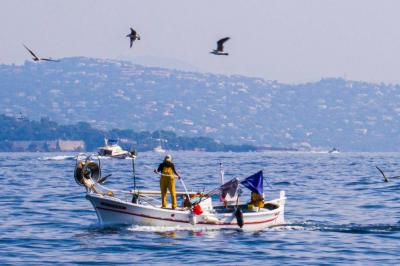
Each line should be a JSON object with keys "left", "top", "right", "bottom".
{"left": 57, "top": 140, "right": 85, "bottom": 152}
{"left": 9, "top": 140, "right": 85, "bottom": 152}
{"left": 11, "top": 140, "right": 58, "bottom": 152}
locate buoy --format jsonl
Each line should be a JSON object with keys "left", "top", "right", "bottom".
{"left": 192, "top": 204, "right": 203, "bottom": 215}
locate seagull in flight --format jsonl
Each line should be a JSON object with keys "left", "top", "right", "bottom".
{"left": 126, "top": 28, "right": 141, "bottom": 48}
{"left": 376, "top": 165, "right": 400, "bottom": 182}
{"left": 210, "top": 37, "right": 230, "bottom": 55}
{"left": 23, "top": 44, "right": 60, "bottom": 62}
{"left": 376, "top": 166, "right": 389, "bottom": 182}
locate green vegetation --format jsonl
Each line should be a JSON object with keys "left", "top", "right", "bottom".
{"left": 0, "top": 114, "right": 257, "bottom": 152}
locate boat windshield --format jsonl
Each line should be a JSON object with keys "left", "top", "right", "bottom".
{"left": 108, "top": 139, "right": 118, "bottom": 145}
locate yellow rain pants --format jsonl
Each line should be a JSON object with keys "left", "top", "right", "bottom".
{"left": 160, "top": 166, "right": 177, "bottom": 209}
{"left": 251, "top": 192, "right": 264, "bottom": 208}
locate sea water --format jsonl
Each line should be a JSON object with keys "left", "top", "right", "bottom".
{"left": 0, "top": 152, "right": 399, "bottom": 265}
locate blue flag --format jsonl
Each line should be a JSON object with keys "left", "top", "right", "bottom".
{"left": 240, "top": 170, "right": 264, "bottom": 195}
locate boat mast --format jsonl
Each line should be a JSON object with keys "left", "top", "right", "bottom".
{"left": 132, "top": 156, "right": 136, "bottom": 191}
{"left": 219, "top": 163, "right": 225, "bottom": 184}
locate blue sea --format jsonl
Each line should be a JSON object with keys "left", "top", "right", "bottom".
{"left": 0, "top": 151, "right": 399, "bottom": 265}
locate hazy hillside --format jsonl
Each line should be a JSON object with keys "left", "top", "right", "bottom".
{"left": 1, "top": 57, "right": 399, "bottom": 151}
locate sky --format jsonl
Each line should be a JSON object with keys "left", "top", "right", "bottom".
{"left": 1, "top": 0, "right": 400, "bottom": 83}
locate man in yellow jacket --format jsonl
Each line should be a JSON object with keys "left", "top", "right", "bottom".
{"left": 154, "top": 154, "right": 180, "bottom": 209}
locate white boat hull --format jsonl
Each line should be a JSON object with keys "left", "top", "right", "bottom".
{"left": 86, "top": 192, "right": 285, "bottom": 231}
{"left": 99, "top": 153, "right": 129, "bottom": 159}
{"left": 97, "top": 141, "right": 129, "bottom": 159}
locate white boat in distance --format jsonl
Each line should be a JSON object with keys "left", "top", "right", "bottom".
{"left": 153, "top": 145, "right": 166, "bottom": 153}
{"left": 97, "top": 139, "right": 129, "bottom": 159}
{"left": 328, "top": 147, "right": 340, "bottom": 154}
{"left": 153, "top": 137, "right": 166, "bottom": 153}
{"left": 74, "top": 154, "right": 286, "bottom": 231}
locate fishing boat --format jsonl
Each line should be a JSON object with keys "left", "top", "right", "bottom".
{"left": 97, "top": 138, "right": 129, "bottom": 159}
{"left": 74, "top": 154, "right": 286, "bottom": 231}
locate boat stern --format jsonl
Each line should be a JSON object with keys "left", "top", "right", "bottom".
{"left": 275, "top": 190, "right": 286, "bottom": 224}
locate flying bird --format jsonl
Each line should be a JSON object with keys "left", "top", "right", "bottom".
{"left": 210, "top": 37, "right": 230, "bottom": 55}
{"left": 376, "top": 165, "right": 400, "bottom": 182}
{"left": 126, "top": 28, "right": 141, "bottom": 48}
{"left": 23, "top": 44, "right": 60, "bottom": 62}
{"left": 376, "top": 166, "right": 389, "bottom": 182}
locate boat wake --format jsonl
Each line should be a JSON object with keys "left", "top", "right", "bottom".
{"left": 89, "top": 220, "right": 400, "bottom": 235}
{"left": 127, "top": 224, "right": 220, "bottom": 233}
{"left": 268, "top": 220, "right": 400, "bottom": 234}
{"left": 97, "top": 156, "right": 112, "bottom": 160}
{"left": 40, "top": 155, "right": 76, "bottom": 161}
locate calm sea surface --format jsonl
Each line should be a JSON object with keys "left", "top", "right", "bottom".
{"left": 0, "top": 151, "right": 399, "bottom": 265}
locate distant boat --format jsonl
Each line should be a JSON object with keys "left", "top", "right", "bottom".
{"left": 153, "top": 136, "right": 166, "bottom": 153}
{"left": 328, "top": 147, "right": 340, "bottom": 154}
{"left": 98, "top": 138, "right": 129, "bottom": 159}
{"left": 16, "top": 112, "right": 26, "bottom": 121}
{"left": 153, "top": 145, "right": 166, "bottom": 153}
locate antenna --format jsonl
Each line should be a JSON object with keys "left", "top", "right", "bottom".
{"left": 219, "top": 163, "right": 225, "bottom": 184}
{"left": 129, "top": 149, "right": 138, "bottom": 190}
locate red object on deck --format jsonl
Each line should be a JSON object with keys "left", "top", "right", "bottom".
{"left": 192, "top": 204, "right": 203, "bottom": 215}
